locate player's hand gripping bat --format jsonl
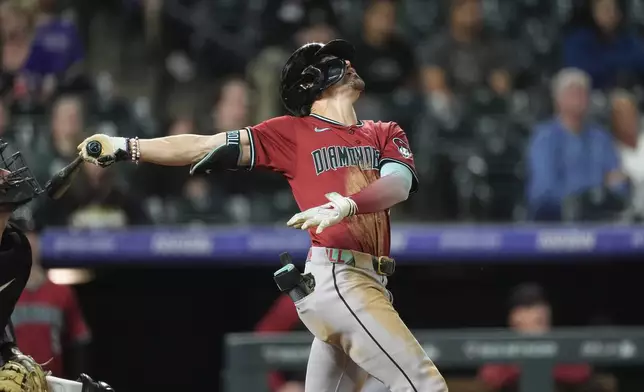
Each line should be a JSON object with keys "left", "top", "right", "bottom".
{"left": 44, "top": 140, "right": 103, "bottom": 200}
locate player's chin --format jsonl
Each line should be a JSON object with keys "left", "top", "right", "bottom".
{"left": 350, "top": 77, "right": 366, "bottom": 92}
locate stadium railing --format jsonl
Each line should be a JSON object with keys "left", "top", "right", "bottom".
{"left": 40, "top": 224, "right": 644, "bottom": 266}
{"left": 223, "top": 328, "right": 644, "bottom": 392}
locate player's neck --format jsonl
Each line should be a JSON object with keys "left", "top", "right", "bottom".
{"left": 310, "top": 100, "right": 358, "bottom": 126}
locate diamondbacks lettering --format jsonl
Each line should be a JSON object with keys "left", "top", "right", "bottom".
{"left": 311, "top": 145, "right": 380, "bottom": 175}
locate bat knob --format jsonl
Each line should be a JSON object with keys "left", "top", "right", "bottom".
{"left": 86, "top": 140, "right": 102, "bottom": 158}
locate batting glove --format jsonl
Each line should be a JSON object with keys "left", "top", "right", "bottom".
{"left": 286, "top": 192, "right": 357, "bottom": 234}
{"left": 77, "top": 134, "right": 129, "bottom": 167}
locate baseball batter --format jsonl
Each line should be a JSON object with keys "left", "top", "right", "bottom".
{"left": 77, "top": 39, "right": 448, "bottom": 392}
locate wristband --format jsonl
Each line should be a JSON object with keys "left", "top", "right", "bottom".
{"left": 346, "top": 197, "right": 358, "bottom": 216}
{"left": 126, "top": 137, "right": 140, "bottom": 164}
{"left": 112, "top": 137, "right": 128, "bottom": 153}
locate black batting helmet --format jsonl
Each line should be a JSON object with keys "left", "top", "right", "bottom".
{"left": 0, "top": 139, "right": 43, "bottom": 212}
{"left": 280, "top": 39, "right": 355, "bottom": 117}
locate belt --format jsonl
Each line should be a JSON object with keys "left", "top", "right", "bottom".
{"left": 307, "top": 247, "right": 396, "bottom": 276}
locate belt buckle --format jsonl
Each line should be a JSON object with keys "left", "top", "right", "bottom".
{"left": 374, "top": 256, "right": 395, "bottom": 276}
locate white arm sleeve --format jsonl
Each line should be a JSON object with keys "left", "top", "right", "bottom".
{"left": 380, "top": 161, "right": 413, "bottom": 194}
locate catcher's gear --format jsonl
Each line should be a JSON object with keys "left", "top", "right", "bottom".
{"left": 286, "top": 192, "right": 357, "bottom": 234}
{"left": 0, "top": 140, "right": 43, "bottom": 212}
{"left": 189, "top": 130, "right": 242, "bottom": 175}
{"left": 79, "top": 374, "right": 113, "bottom": 392}
{"left": 45, "top": 373, "right": 114, "bottom": 392}
{"left": 280, "top": 39, "right": 355, "bottom": 116}
{"left": 77, "top": 135, "right": 128, "bottom": 168}
{"left": 0, "top": 348, "right": 49, "bottom": 392}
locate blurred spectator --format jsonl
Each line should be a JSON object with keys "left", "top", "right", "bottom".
{"left": 212, "top": 76, "right": 251, "bottom": 132}
{"left": 210, "top": 75, "right": 294, "bottom": 222}
{"left": 0, "top": 103, "right": 10, "bottom": 140}
{"left": 32, "top": 0, "right": 87, "bottom": 94}
{"left": 417, "top": 0, "right": 513, "bottom": 98}
{"left": 87, "top": 72, "right": 141, "bottom": 139}
{"left": 526, "top": 68, "right": 628, "bottom": 221}
{"left": 136, "top": 117, "right": 195, "bottom": 199}
{"left": 249, "top": 4, "right": 337, "bottom": 123}
{"left": 169, "top": 175, "right": 227, "bottom": 225}
{"left": 0, "top": 0, "right": 39, "bottom": 103}
{"left": 33, "top": 95, "right": 84, "bottom": 182}
{"left": 478, "top": 283, "right": 603, "bottom": 392}
{"left": 143, "top": 112, "right": 227, "bottom": 224}
{"left": 260, "top": 0, "right": 337, "bottom": 48}
{"left": 132, "top": 116, "right": 208, "bottom": 224}
{"left": 0, "top": 0, "right": 86, "bottom": 108}
{"left": 563, "top": 0, "right": 644, "bottom": 90}
{"left": 611, "top": 89, "right": 644, "bottom": 219}
{"left": 38, "top": 162, "right": 148, "bottom": 227}
{"left": 210, "top": 75, "right": 251, "bottom": 201}
{"left": 351, "top": 0, "right": 417, "bottom": 95}
{"left": 10, "top": 218, "right": 90, "bottom": 379}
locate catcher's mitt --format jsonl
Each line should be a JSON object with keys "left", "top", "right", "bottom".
{"left": 0, "top": 355, "right": 49, "bottom": 392}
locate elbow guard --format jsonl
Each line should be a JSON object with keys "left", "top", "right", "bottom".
{"left": 189, "top": 130, "right": 242, "bottom": 175}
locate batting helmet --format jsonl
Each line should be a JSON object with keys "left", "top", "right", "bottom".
{"left": 0, "top": 139, "right": 43, "bottom": 212}
{"left": 280, "top": 39, "right": 355, "bottom": 117}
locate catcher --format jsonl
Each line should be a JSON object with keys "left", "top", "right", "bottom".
{"left": 0, "top": 139, "right": 113, "bottom": 392}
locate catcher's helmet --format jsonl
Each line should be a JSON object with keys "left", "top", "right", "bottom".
{"left": 0, "top": 139, "right": 43, "bottom": 212}
{"left": 280, "top": 39, "right": 355, "bottom": 117}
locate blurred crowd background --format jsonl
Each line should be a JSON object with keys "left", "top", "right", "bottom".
{"left": 6, "top": 0, "right": 644, "bottom": 227}
{"left": 4, "top": 0, "right": 644, "bottom": 391}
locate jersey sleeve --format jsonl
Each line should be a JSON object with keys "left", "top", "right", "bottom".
{"left": 246, "top": 116, "right": 297, "bottom": 178}
{"left": 62, "top": 286, "right": 91, "bottom": 345}
{"left": 380, "top": 122, "right": 419, "bottom": 193}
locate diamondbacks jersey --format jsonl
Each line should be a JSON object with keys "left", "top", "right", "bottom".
{"left": 246, "top": 113, "right": 418, "bottom": 256}
{"left": 12, "top": 280, "right": 91, "bottom": 376}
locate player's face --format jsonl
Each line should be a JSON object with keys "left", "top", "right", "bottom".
{"left": 343, "top": 60, "right": 365, "bottom": 92}
{"left": 509, "top": 304, "right": 551, "bottom": 334}
{"left": 324, "top": 60, "right": 365, "bottom": 99}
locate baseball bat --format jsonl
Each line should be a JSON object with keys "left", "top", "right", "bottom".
{"left": 45, "top": 140, "right": 103, "bottom": 200}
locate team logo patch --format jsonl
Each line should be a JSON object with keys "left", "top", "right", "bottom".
{"left": 393, "top": 138, "right": 412, "bottom": 159}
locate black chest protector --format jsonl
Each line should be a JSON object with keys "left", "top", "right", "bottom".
{"left": 0, "top": 224, "right": 32, "bottom": 269}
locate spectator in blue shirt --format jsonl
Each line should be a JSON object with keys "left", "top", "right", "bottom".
{"left": 527, "top": 68, "right": 628, "bottom": 221}
{"left": 562, "top": 0, "right": 644, "bottom": 89}
{"left": 0, "top": 0, "right": 85, "bottom": 105}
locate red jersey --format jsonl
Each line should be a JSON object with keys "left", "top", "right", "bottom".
{"left": 11, "top": 280, "right": 91, "bottom": 376}
{"left": 246, "top": 113, "right": 418, "bottom": 256}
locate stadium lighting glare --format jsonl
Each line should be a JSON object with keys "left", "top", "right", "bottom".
{"left": 47, "top": 268, "right": 95, "bottom": 285}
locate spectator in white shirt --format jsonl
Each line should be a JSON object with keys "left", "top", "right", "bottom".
{"left": 611, "top": 89, "right": 644, "bottom": 218}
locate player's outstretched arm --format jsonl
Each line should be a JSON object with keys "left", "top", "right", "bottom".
{"left": 77, "top": 131, "right": 252, "bottom": 168}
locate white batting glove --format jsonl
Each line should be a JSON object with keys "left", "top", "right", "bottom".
{"left": 77, "top": 134, "right": 129, "bottom": 167}
{"left": 286, "top": 192, "right": 357, "bottom": 234}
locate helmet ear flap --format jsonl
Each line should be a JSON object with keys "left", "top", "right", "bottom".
{"left": 301, "top": 65, "right": 324, "bottom": 90}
